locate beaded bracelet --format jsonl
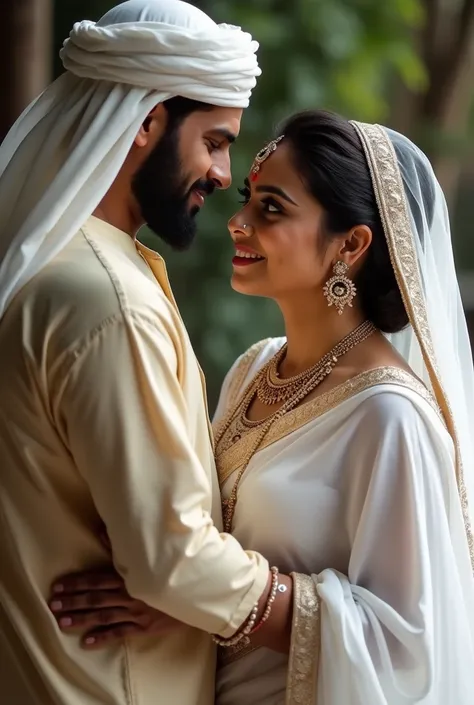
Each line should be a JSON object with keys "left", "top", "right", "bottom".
{"left": 212, "top": 566, "right": 279, "bottom": 648}
{"left": 250, "top": 566, "right": 280, "bottom": 635}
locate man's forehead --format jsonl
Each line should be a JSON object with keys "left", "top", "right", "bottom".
{"left": 195, "top": 107, "right": 242, "bottom": 140}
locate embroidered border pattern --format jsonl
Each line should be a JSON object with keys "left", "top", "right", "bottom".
{"left": 217, "top": 640, "right": 261, "bottom": 669}
{"left": 286, "top": 573, "right": 320, "bottom": 705}
{"left": 214, "top": 338, "right": 274, "bottom": 443}
{"left": 228, "top": 339, "right": 273, "bottom": 405}
{"left": 217, "top": 366, "right": 439, "bottom": 487}
{"left": 351, "top": 121, "right": 474, "bottom": 572}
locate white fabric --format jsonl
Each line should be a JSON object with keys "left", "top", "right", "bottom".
{"left": 0, "top": 0, "right": 260, "bottom": 318}
{"left": 383, "top": 128, "right": 474, "bottom": 556}
{"left": 214, "top": 339, "right": 474, "bottom": 705}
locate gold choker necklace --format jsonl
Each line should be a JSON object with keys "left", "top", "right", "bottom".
{"left": 256, "top": 320, "right": 376, "bottom": 405}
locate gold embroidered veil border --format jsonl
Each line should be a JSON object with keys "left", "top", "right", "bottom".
{"left": 350, "top": 121, "right": 474, "bottom": 572}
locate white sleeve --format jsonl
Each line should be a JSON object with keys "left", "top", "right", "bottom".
{"left": 311, "top": 394, "right": 473, "bottom": 704}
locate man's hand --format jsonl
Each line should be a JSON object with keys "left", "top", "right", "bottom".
{"left": 49, "top": 567, "right": 180, "bottom": 649}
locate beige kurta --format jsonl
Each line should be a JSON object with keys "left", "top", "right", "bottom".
{"left": 0, "top": 216, "right": 268, "bottom": 705}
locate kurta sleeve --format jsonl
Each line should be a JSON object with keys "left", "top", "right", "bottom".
{"left": 287, "top": 392, "right": 474, "bottom": 705}
{"left": 55, "top": 310, "right": 269, "bottom": 638}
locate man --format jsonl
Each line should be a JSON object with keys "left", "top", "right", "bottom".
{"left": 0, "top": 2, "right": 276, "bottom": 704}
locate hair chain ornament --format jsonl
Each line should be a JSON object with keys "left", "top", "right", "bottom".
{"left": 323, "top": 261, "right": 357, "bottom": 315}
{"left": 215, "top": 320, "right": 376, "bottom": 532}
{"left": 250, "top": 135, "right": 284, "bottom": 181}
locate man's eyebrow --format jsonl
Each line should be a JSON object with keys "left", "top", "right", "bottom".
{"left": 208, "top": 128, "right": 237, "bottom": 144}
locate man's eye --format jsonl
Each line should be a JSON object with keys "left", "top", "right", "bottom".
{"left": 206, "top": 140, "right": 220, "bottom": 152}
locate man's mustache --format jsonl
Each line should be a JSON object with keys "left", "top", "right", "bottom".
{"left": 190, "top": 179, "right": 215, "bottom": 197}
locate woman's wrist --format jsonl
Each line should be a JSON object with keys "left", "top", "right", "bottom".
{"left": 250, "top": 573, "right": 293, "bottom": 653}
{"left": 212, "top": 567, "right": 293, "bottom": 652}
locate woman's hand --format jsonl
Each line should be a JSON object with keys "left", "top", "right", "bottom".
{"left": 49, "top": 567, "right": 180, "bottom": 649}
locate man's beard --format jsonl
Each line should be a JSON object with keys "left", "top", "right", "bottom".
{"left": 132, "top": 125, "right": 215, "bottom": 251}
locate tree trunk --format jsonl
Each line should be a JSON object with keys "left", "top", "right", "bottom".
{"left": 389, "top": 0, "right": 474, "bottom": 206}
{"left": 0, "top": 0, "right": 53, "bottom": 143}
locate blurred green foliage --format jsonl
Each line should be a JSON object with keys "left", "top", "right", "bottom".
{"left": 54, "top": 0, "right": 425, "bottom": 409}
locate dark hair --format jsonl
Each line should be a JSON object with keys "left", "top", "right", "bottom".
{"left": 280, "top": 110, "right": 408, "bottom": 334}
{"left": 162, "top": 96, "right": 214, "bottom": 132}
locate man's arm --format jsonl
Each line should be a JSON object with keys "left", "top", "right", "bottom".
{"left": 55, "top": 310, "right": 269, "bottom": 638}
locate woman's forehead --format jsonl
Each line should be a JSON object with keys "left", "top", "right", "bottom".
{"left": 247, "top": 143, "right": 308, "bottom": 196}
{"left": 248, "top": 142, "right": 294, "bottom": 183}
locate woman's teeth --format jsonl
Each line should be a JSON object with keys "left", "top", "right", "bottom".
{"left": 235, "top": 249, "right": 263, "bottom": 259}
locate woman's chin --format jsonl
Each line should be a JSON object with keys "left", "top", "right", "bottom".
{"left": 230, "top": 275, "right": 267, "bottom": 297}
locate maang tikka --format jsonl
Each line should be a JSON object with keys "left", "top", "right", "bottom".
{"left": 250, "top": 135, "right": 284, "bottom": 181}
{"left": 323, "top": 261, "right": 357, "bottom": 314}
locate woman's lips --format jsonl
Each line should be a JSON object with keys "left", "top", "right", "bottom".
{"left": 232, "top": 246, "right": 265, "bottom": 267}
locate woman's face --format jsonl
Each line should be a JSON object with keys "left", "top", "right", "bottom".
{"left": 228, "top": 141, "right": 338, "bottom": 302}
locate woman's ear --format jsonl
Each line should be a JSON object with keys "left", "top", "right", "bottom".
{"left": 338, "top": 224, "right": 373, "bottom": 268}
{"left": 134, "top": 103, "right": 168, "bottom": 148}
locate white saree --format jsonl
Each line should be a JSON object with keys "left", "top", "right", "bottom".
{"left": 213, "top": 123, "right": 474, "bottom": 705}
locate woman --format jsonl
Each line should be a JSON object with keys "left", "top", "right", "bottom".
{"left": 49, "top": 110, "right": 474, "bottom": 704}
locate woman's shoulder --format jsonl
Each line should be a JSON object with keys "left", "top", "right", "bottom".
{"left": 336, "top": 366, "right": 446, "bottom": 436}
{"left": 213, "top": 337, "right": 285, "bottom": 422}
{"left": 231, "top": 336, "right": 286, "bottom": 387}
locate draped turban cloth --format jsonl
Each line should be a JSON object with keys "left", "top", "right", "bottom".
{"left": 0, "top": 0, "right": 261, "bottom": 318}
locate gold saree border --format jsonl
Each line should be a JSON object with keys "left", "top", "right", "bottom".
{"left": 217, "top": 640, "right": 261, "bottom": 669}
{"left": 227, "top": 338, "right": 273, "bottom": 408}
{"left": 351, "top": 121, "right": 474, "bottom": 571}
{"left": 217, "top": 366, "right": 439, "bottom": 487}
{"left": 286, "top": 573, "right": 320, "bottom": 705}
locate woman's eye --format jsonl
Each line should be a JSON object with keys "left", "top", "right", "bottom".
{"left": 237, "top": 186, "right": 250, "bottom": 204}
{"left": 237, "top": 188, "right": 282, "bottom": 215}
{"left": 265, "top": 202, "right": 280, "bottom": 213}
{"left": 262, "top": 198, "right": 282, "bottom": 214}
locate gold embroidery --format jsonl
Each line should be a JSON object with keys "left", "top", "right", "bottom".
{"left": 351, "top": 121, "right": 474, "bottom": 572}
{"left": 217, "top": 366, "right": 439, "bottom": 487}
{"left": 217, "top": 641, "right": 261, "bottom": 669}
{"left": 215, "top": 338, "right": 274, "bottom": 436}
{"left": 286, "top": 573, "right": 320, "bottom": 705}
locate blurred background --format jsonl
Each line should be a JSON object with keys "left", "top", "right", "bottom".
{"left": 1, "top": 0, "right": 474, "bottom": 410}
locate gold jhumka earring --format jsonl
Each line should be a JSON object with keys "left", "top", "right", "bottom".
{"left": 323, "top": 261, "right": 357, "bottom": 314}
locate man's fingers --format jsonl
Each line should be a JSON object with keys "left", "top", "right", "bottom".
{"left": 81, "top": 623, "right": 145, "bottom": 649}
{"left": 50, "top": 589, "right": 132, "bottom": 614}
{"left": 54, "top": 608, "right": 138, "bottom": 632}
{"left": 52, "top": 569, "right": 124, "bottom": 595}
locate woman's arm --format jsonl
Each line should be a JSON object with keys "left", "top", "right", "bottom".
{"left": 286, "top": 392, "right": 473, "bottom": 704}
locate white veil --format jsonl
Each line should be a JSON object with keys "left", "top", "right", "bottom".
{"left": 0, "top": 0, "right": 260, "bottom": 318}
{"left": 352, "top": 121, "right": 474, "bottom": 576}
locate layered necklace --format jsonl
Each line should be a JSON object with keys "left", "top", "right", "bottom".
{"left": 215, "top": 320, "right": 376, "bottom": 533}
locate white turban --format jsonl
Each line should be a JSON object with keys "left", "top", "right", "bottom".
{"left": 0, "top": 0, "right": 261, "bottom": 318}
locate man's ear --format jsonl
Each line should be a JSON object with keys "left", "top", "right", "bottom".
{"left": 134, "top": 103, "right": 168, "bottom": 148}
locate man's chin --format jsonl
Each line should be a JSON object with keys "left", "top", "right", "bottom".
{"left": 145, "top": 222, "right": 197, "bottom": 252}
